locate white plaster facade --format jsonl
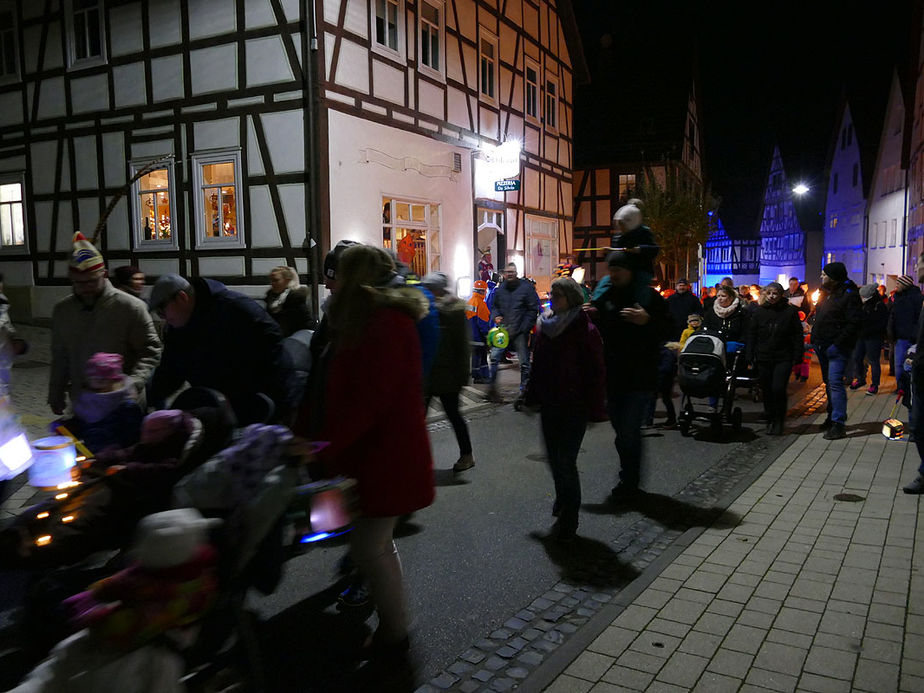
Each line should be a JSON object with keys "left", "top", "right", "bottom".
{"left": 823, "top": 102, "right": 866, "bottom": 280}
{"left": 866, "top": 72, "right": 908, "bottom": 289}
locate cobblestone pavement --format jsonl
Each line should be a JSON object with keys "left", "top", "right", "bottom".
{"left": 537, "top": 383, "right": 921, "bottom": 693}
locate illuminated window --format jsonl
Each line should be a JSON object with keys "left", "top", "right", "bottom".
{"left": 0, "top": 173, "right": 26, "bottom": 251}
{"left": 479, "top": 31, "right": 498, "bottom": 103}
{"left": 65, "top": 0, "right": 106, "bottom": 68}
{"left": 545, "top": 74, "right": 558, "bottom": 131}
{"left": 0, "top": 3, "right": 18, "bottom": 82}
{"left": 382, "top": 196, "right": 441, "bottom": 276}
{"left": 374, "top": 0, "right": 400, "bottom": 51}
{"left": 419, "top": 0, "right": 443, "bottom": 75}
{"left": 131, "top": 158, "right": 178, "bottom": 251}
{"left": 192, "top": 150, "right": 244, "bottom": 249}
{"left": 524, "top": 59, "right": 539, "bottom": 122}
{"left": 618, "top": 174, "right": 636, "bottom": 199}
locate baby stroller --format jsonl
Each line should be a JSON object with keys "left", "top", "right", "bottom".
{"left": 677, "top": 333, "right": 744, "bottom": 437}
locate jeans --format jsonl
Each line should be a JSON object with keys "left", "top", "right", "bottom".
{"left": 816, "top": 344, "right": 848, "bottom": 424}
{"left": 758, "top": 359, "right": 791, "bottom": 423}
{"left": 425, "top": 392, "right": 472, "bottom": 456}
{"left": 489, "top": 331, "right": 530, "bottom": 392}
{"left": 895, "top": 339, "right": 912, "bottom": 385}
{"left": 852, "top": 338, "right": 882, "bottom": 387}
{"left": 471, "top": 343, "right": 489, "bottom": 380}
{"left": 607, "top": 390, "right": 651, "bottom": 489}
{"left": 350, "top": 516, "right": 407, "bottom": 642}
{"left": 540, "top": 406, "right": 588, "bottom": 527}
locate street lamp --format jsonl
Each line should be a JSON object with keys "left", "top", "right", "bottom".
{"left": 792, "top": 184, "right": 810, "bottom": 196}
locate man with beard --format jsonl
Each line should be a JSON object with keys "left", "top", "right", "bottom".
{"left": 591, "top": 250, "right": 670, "bottom": 501}
{"left": 487, "top": 262, "right": 540, "bottom": 402}
{"left": 49, "top": 233, "right": 161, "bottom": 415}
{"left": 810, "top": 262, "right": 862, "bottom": 440}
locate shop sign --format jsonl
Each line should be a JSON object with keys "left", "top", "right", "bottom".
{"left": 495, "top": 179, "right": 520, "bottom": 192}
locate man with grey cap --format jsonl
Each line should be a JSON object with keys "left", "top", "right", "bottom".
{"left": 887, "top": 273, "right": 921, "bottom": 389}
{"left": 147, "top": 274, "right": 285, "bottom": 424}
{"left": 590, "top": 249, "right": 670, "bottom": 502}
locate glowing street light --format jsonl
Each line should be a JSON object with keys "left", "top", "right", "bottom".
{"left": 792, "top": 184, "right": 810, "bottom": 196}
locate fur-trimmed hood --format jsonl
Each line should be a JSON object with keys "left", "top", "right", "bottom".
{"left": 371, "top": 285, "right": 431, "bottom": 322}
{"left": 435, "top": 292, "right": 466, "bottom": 315}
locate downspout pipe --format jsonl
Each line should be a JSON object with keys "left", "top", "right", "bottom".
{"left": 303, "top": 0, "right": 322, "bottom": 318}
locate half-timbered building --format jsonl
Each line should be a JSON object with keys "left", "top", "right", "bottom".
{"left": 0, "top": 0, "right": 316, "bottom": 319}
{"left": 571, "top": 74, "right": 704, "bottom": 282}
{"left": 316, "top": 0, "right": 587, "bottom": 294}
{"left": 702, "top": 216, "right": 760, "bottom": 288}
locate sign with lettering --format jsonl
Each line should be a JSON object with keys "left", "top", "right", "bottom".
{"left": 495, "top": 179, "right": 520, "bottom": 192}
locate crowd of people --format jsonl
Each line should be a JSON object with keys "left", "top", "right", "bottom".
{"left": 7, "top": 200, "right": 924, "bottom": 680}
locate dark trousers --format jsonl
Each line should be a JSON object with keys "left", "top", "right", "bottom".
{"left": 758, "top": 359, "right": 791, "bottom": 423}
{"left": 852, "top": 338, "right": 882, "bottom": 387}
{"left": 913, "top": 380, "right": 924, "bottom": 474}
{"left": 540, "top": 406, "right": 587, "bottom": 526}
{"left": 425, "top": 392, "right": 472, "bottom": 456}
{"left": 647, "top": 375, "right": 677, "bottom": 424}
{"left": 607, "top": 390, "right": 651, "bottom": 489}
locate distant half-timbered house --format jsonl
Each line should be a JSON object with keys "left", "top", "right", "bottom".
{"left": 0, "top": 0, "right": 314, "bottom": 319}
{"left": 316, "top": 0, "right": 587, "bottom": 294}
{"left": 702, "top": 217, "right": 760, "bottom": 288}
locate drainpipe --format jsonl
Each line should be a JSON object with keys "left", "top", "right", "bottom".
{"left": 902, "top": 166, "right": 910, "bottom": 274}
{"left": 303, "top": 0, "right": 322, "bottom": 318}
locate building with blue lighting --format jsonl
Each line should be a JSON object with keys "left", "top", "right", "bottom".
{"left": 702, "top": 216, "right": 760, "bottom": 288}
{"left": 823, "top": 100, "right": 868, "bottom": 281}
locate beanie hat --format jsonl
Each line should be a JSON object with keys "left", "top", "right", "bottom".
{"left": 822, "top": 262, "right": 848, "bottom": 283}
{"left": 85, "top": 352, "right": 123, "bottom": 382}
{"left": 765, "top": 281, "right": 784, "bottom": 294}
{"left": 131, "top": 508, "right": 221, "bottom": 569}
{"left": 897, "top": 275, "right": 915, "bottom": 289}
{"left": 323, "top": 240, "right": 359, "bottom": 281}
{"left": 613, "top": 204, "right": 643, "bottom": 232}
{"left": 69, "top": 232, "right": 104, "bottom": 273}
{"left": 606, "top": 250, "right": 634, "bottom": 269}
{"left": 421, "top": 271, "right": 450, "bottom": 293}
{"left": 859, "top": 283, "right": 878, "bottom": 300}
{"left": 140, "top": 409, "right": 188, "bottom": 445}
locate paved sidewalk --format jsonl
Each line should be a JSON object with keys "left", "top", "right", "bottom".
{"left": 538, "top": 384, "right": 921, "bottom": 692}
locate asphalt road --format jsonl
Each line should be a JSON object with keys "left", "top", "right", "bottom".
{"left": 251, "top": 370, "right": 821, "bottom": 692}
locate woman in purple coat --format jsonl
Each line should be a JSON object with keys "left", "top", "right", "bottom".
{"left": 523, "top": 277, "right": 607, "bottom": 542}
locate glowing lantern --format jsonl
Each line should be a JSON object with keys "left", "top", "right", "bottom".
{"left": 0, "top": 433, "right": 33, "bottom": 481}
{"left": 811, "top": 289, "right": 821, "bottom": 304}
{"left": 29, "top": 436, "right": 77, "bottom": 488}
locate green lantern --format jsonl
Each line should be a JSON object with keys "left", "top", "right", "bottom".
{"left": 487, "top": 326, "right": 510, "bottom": 349}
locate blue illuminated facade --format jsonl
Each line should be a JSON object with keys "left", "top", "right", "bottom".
{"left": 758, "top": 146, "right": 808, "bottom": 284}
{"left": 703, "top": 217, "right": 760, "bottom": 286}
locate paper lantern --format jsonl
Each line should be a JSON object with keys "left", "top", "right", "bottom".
{"left": 0, "top": 432, "right": 33, "bottom": 480}
{"left": 29, "top": 436, "right": 76, "bottom": 488}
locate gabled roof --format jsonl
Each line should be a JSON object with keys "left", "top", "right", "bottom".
{"left": 822, "top": 86, "right": 889, "bottom": 201}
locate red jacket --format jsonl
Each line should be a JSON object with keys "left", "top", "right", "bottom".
{"left": 320, "top": 306, "right": 435, "bottom": 517}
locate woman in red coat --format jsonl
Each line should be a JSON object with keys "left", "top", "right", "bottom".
{"left": 319, "top": 244, "right": 434, "bottom": 657}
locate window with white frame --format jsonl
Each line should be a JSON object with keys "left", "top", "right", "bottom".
{"left": 382, "top": 196, "right": 441, "bottom": 276}
{"left": 544, "top": 74, "right": 558, "bottom": 130}
{"left": 890, "top": 219, "right": 898, "bottom": 247}
{"left": 65, "top": 0, "right": 106, "bottom": 68}
{"left": 373, "top": 0, "right": 401, "bottom": 54}
{"left": 524, "top": 59, "right": 539, "bottom": 122}
{"left": 130, "top": 158, "right": 178, "bottom": 251}
{"left": 192, "top": 150, "right": 244, "bottom": 249}
{"left": 479, "top": 31, "right": 498, "bottom": 103}
{"left": 526, "top": 216, "right": 558, "bottom": 286}
{"left": 0, "top": 3, "right": 18, "bottom": 83}
{"left": 419, "top": 0, "right": 443, "bottom": 76}
{"left": 0, "top": 173, "right": 27, "bottom": 252}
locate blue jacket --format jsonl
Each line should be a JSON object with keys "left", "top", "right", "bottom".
{"left": 489, "top": 278, "right": 540, "bottom": 338}
{"left": 888, "top": 286, "right": 922, "bottom": 342}
{"left": 149, "top": 278, "right": 285, "bottom": 422}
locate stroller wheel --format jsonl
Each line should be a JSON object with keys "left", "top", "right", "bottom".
{"left": 731, "top": 407, "right": 743, "bottom": 432}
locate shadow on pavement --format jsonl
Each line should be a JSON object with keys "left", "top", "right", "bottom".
{"left": 847, "top": 421, "right": 886, "bottom": 438}
{"left": 433, "top": 469, "right": 472, "bottom": 487}
{"left": 529, "top": 531, "right": 641, "bottom": 589}
{"left": 582, "top": 491, "right": 742, "bottom": 533}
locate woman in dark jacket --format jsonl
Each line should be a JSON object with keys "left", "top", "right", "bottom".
{"left": 747, "top": 282, "right": 804, "bottom": 435}
{"left": 523, "top": 277, "right": 606, "bottom": 542}
{"left": 703, "top": 285, "right": 749, "bottom": 346}
{"left": 849, "top": 283, "right": 889, "bottom": 395}
{"left": 264, "top": 266, "right": 316, "bottom": 337}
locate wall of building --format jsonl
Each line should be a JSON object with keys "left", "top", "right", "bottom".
{"left": 823, "top": 103, "right": 866, "bottom": 279}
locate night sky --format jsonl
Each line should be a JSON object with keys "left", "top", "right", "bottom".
{"left": 572, "top": 0, "right": 917, "bottom": 238}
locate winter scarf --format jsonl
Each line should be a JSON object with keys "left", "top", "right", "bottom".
{"left": 538, "top": 306, "right": 581, "bottom": 339}
{"left": 266, "top": 288, "right": 291, "bottom": 314}
{"left": 713, "top": 297, "right": 741, "bottom": 319}
{"left": 73, "top": 383, "right": 132, "bottom": 424}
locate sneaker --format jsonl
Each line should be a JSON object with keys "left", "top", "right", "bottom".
{"left": 660, "top": 419, "right": 677, "bottom": 429}
{"left": 338, "top": 581, "right": 371, "bottom": 607}
{"left": 819, "top": 417, "right": 833, "bottom": 431}
{"left": 903, "top": 476, "right": 924, "bottom": 494}
{"left": 453, "top": 454, "right": 475, "bottom": 472}
{"left": 866, "top": 385, "right": 878, "bottom": 396}
{"left": 608, "top": 484, "right": 639, "bottom": 504}
{"left": 822, "top": 423, "right": 846, "bottom": 440}
{"left": 848, "top": 379, "right": 863, "bottom": 390}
